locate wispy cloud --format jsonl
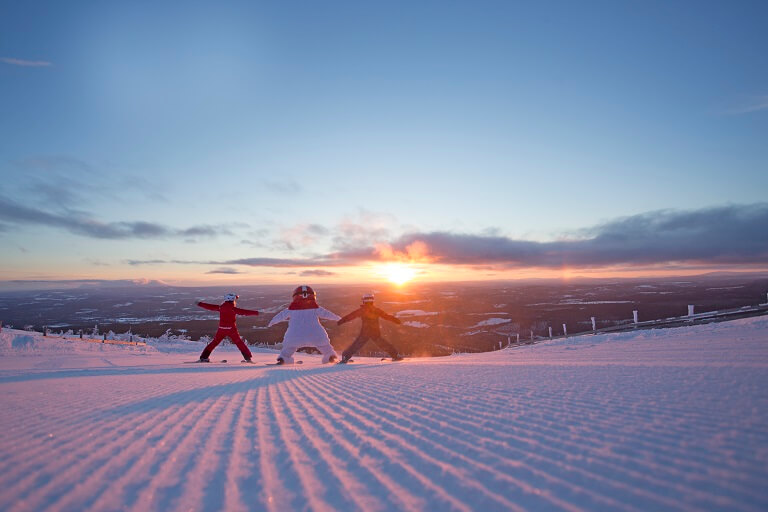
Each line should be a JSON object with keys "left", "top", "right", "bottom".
{"left": 299, "top": 269, "right": 337, "bottom": 277}
{"left": 0, "top": 194, "right": 235, "bottom": 240}
{"left": 277, "top": 223, "right": 331, "bottom": 250}
{"left": 725, "top": 95, "right": 768, "bottom": 115}
{"left": 224, "top": 256, "right": 352, "bottom": 267}
{"left": 206, "top": 267, "right": 244, "bottom": 275}
{"left": 125, "top": 259, "right": 205, "bottom": 266}
{"left": 10, "top": 155, "right": 169, "bottom": 206}
{"left": 1, "top": 57, "right": 52, "bottom": 67}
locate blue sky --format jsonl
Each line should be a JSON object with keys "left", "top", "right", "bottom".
{"left": 1, "top": 1, "right": 767, "bottom": 286}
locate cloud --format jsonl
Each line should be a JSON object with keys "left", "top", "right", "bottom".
{"left": 299, "top": 269, "right": 337, "bottom": 277}
{"left": 224, "top": 256, "right": 353, "bottom": 267}
{"left": 206, "top": 267, "right": 244, "bottom": 275}
{"left": 331, "top": 210, "right": 396, "bottom": 250}
{"left": 276, "top": 223, "right": 331, "bottom": 250}
{"left": 1, "top": 57, "right": 52, "bottom": 67}
{"left": 125, "top": 259, "right": 170, "bottom": 266}
{"left": 0, "top": 194, "right": 235, "bottom": 240}
{"left": 221, "top": 203, "right": 768, "bottom": 270}
{"left": 382, "top": 204, "right": 768, "bottom": 267}
{"left": 125, "top": 259, "right": 209, "bottom": 266}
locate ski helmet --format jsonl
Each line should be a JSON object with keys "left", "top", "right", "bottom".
{"left": 224, "top": 293, "right": 239, "bottom": 302}
{"left": 361, "top": 293, "right": 375, "bottom": 304}
{"left": 292, "top": 285, "right": 316, "bottom": 299}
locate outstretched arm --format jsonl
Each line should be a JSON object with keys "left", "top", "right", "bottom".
{"left": 378, "top": 308, "right": 402, "bottom": 325}
{"left": 234, "top": 306, "right": 259, "bottom": 316}
{"left": 337, "top": 308, "right": 361, "bottom": 326}
{"left": 197, "top": 302, "right": 220, "bottom": 312}
{"left": 317, "top": 307, "right": 341, "bottom": 322}
{"left": 268, "top": 309, "right": 290, "bottom": 327}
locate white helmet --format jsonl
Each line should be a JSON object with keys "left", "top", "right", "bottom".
{"left": 361, "top": 293, "right": 375, "bottom": 304}
{"left": 224, "top": 293, "right": 239, "bottom": 302}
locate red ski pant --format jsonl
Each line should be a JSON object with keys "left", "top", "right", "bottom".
{"left": 200, "top": 327, "right": 252, "bottom": 360}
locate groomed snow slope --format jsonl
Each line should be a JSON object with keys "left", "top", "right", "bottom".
{"left": 0, "top": 317, "right": 767, "bottom": 512}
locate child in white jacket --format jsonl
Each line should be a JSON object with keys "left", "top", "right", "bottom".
{"left": 268, "top": 285, "right": 341, "bottom": 364}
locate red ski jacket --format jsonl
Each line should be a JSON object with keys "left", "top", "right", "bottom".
{"left": 197, "top": 301, "right": 259, "bottom": 329}
{"left": 338, "top": 304, "right": 401, "bottom": 338}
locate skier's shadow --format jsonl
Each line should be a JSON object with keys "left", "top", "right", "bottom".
{"left": 0, "top": 364, "right": 246, "bottom": 384}
{"left": 89, "top": 363, "right": 381, "bottom": 417}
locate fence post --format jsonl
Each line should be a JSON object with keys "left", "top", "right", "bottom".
{"left": 688, "top": 305, "right": 695, "bottom": 316}
{"left": 562, "top": 323, "right": 567, "bottom": 336}
{"left": 591, "top": 316, "right": 596, "bottom": 332}
{"left": 507, "top": 336, "right": 510, "bottom": 347}
{"left": 516, "top": 333, "right": 520, "bottom": 343}
{"left": 530, "top": 329, "right": 534, "bottom": 341}
{"left": 633, "top": 310, "right": 638, "bottom": 324}
{"left": 548, "top": 326, "right": 552, "bottom": 339}
{"left": 498, "top": 341, "right": 502, "bottom": 350}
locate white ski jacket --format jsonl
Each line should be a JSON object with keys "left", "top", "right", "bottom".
{"left": 268, "top": 307, "right": 341, "bottom": 348}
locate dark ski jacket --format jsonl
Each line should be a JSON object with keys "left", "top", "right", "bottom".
{"left": 198, "top": 301, "right": 259, "bottom": 329}
{"left": 337, "top": 304, "right": 401, "bottom": 338}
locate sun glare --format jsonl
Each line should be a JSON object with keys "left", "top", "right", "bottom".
{"left": 379, "top": 263, "right": 417, "bottom": 286}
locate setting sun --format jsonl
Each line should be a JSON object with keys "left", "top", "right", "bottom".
{"left": 378, "top": 262, "right": 418, "bottom": 285}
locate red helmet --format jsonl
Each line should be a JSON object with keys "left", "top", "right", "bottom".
{"left": 292, "top": 285, "right": 316, "bottom": 299}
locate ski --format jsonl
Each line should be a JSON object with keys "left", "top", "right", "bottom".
{"left": 266, "top": 360, "right": 303, "bottom": 366}
{"left": 183, "top": 359, "right": 228, "bottom": 364}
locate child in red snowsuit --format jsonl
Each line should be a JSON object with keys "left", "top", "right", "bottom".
{"left": 197, "top": 293, "right": 259, "bottom": 362}
{"left": 337, "top": 294, "right": 403, "bottom": 363}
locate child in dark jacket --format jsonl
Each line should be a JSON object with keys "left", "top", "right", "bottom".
{"left": 337, "top": 294, "right": 403, "bottom": 363}
{"left": 197, "top": 293, "right": 259, "bottom": 362}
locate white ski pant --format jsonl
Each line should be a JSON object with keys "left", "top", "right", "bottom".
{"left": 279, "top": 340, "right": 338, "bottom": 364}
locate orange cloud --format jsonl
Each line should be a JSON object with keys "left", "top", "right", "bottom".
{"left": 375, "top": 240, "right": 433, "bottom": 263}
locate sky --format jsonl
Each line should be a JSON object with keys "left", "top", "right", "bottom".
{"left": 1, "top": 0, "right": 767, "bottom": 288}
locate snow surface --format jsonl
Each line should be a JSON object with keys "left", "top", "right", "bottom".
{"left": 394, "top": 310, "right": 439, "bottom": 318}
{"left": 1, "top": 317, "right": 767, "bottom": 511}
{"left": 470, "top": 318, "right": 512, "bottom": 328}
{"left": 402, "top": 321, "right": 430, "bottom": 329}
